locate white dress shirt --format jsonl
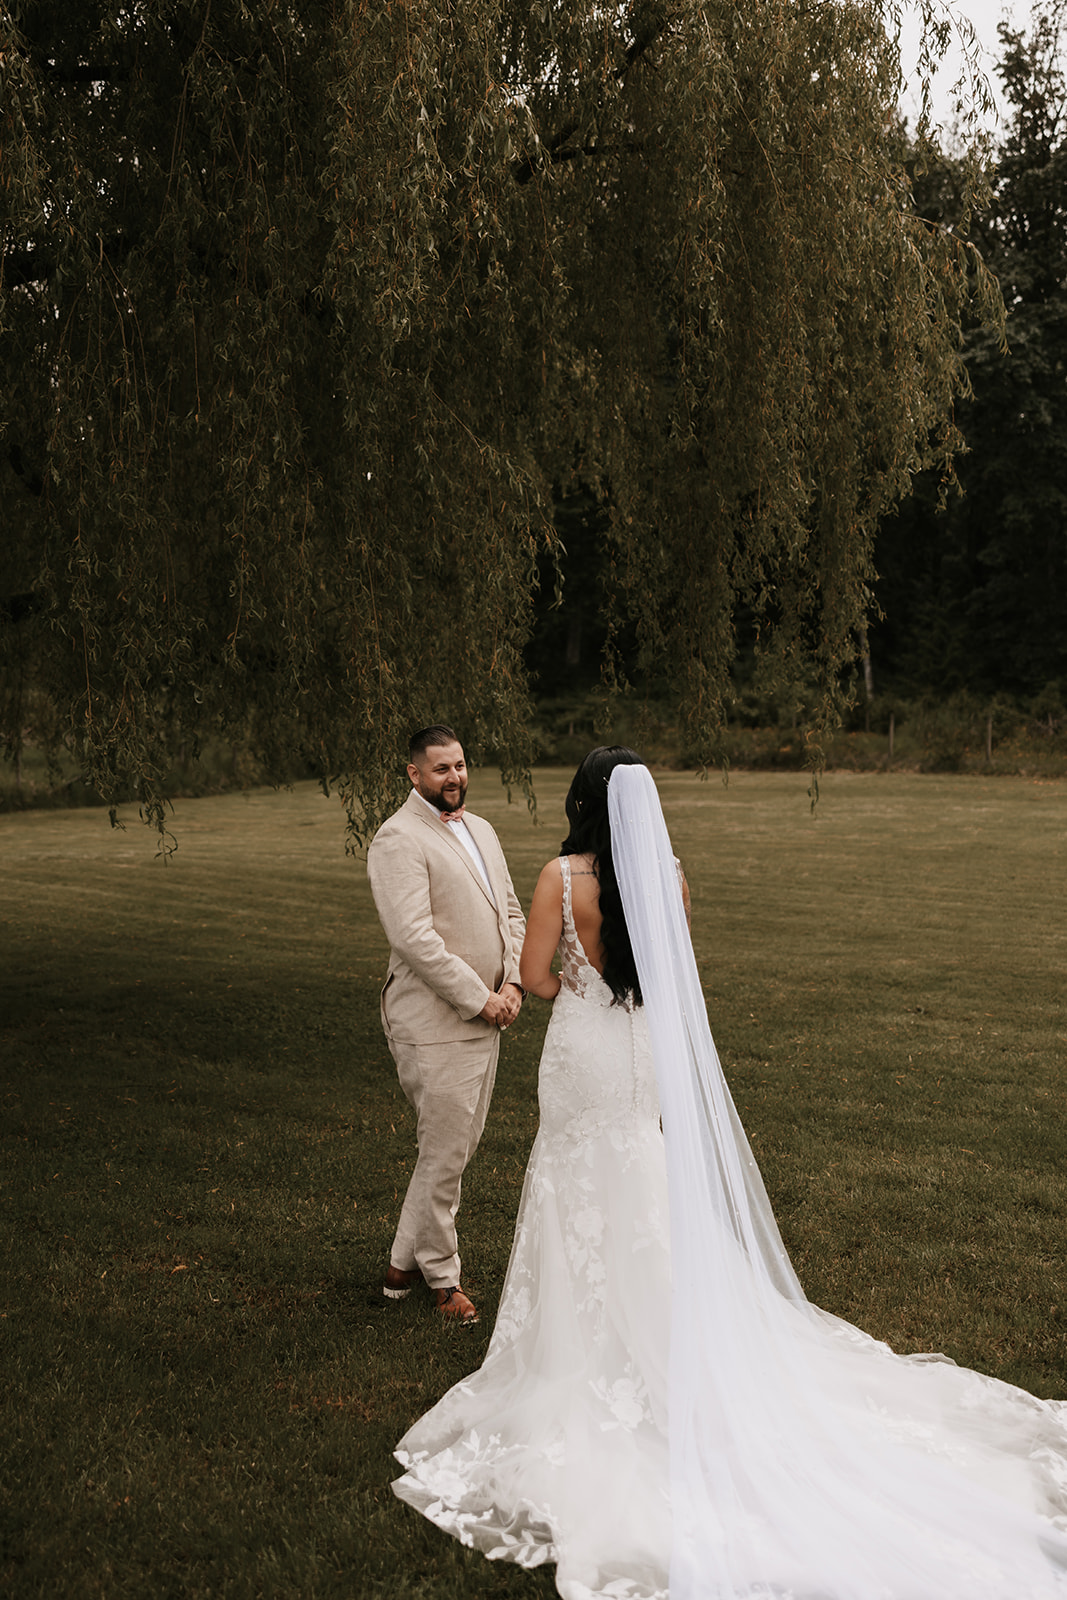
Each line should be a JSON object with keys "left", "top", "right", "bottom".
{"left": 413, "top": 788, "right": 496, "bottom": 904}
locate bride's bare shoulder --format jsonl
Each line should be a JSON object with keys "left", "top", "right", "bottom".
{"left": 529, "top": 856, "right": 564, "bottom": 908}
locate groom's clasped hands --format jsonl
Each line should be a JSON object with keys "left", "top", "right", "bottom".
{"left": 480, "top": 982, "right": 522, "bottom": 1030}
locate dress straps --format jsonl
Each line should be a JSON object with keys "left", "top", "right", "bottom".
{"left": 557, "top": 856, "right": 604, "bottom": 999}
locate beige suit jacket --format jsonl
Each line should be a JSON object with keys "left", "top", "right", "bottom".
{"left": 367, "top": 789, "right": 526, "bottom": 1045}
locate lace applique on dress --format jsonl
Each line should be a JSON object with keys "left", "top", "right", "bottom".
{"left": 558, "top": 855, "right": 609, "bottom": 1001}
{"left": 393, "top": 853, "right": 671, "bottom": 1597}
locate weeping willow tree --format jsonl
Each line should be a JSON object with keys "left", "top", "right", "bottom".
{"left": 0, "top": 0, "right": 998, "bottom": 833}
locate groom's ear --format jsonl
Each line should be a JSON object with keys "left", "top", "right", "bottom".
{"left": 407, "top": 762, "right": 421, "bottom": 787}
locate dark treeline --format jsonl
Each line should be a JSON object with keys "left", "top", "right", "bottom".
{"left": 870, "top": 4, "right": 1067, "bottom": 720}
{"left": 531, "top": 6, "right": 1067, "bottom": 732}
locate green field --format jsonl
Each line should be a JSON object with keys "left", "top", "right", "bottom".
{"left": 2, "top": 771, "right": 1065, "bottom": 1597}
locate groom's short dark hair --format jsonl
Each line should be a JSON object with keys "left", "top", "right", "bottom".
{"left": 409, "top": 724, "right": 460, "bottom": 763}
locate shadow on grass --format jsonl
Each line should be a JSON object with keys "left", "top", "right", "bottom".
{"left": 0, "top": 789, "right": 553, "bottom": 1596}
{"left": 2, "top": 935, "right": 553, "bottom": 1597}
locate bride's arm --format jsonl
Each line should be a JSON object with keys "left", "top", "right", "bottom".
{"left": 519, "top": 859, "right": 564, "bottom": 1000}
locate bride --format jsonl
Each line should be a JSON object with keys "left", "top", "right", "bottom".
{"left": 392, "top": 748, "right": 1067, "bottom": 1599}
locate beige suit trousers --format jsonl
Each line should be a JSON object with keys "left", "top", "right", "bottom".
{"left": 388, "top": 1029, "right": 501, "bottom": 1289}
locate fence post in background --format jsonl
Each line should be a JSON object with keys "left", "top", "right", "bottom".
{"left": 888, "top": 712, "right": 895, "bottom": 762}
{"left": 986, "top": 712, "right": 993, "bottom": 765}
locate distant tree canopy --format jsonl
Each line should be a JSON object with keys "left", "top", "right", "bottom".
{"left": 1, "top": 0, "right": 997, "bottom": 832}
{"left": 872, "top": 4, "right": 1067, "bottom": 705}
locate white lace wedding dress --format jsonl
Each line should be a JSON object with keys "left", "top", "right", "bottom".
{"left": 392, "top": 843, "right": 1067, "bottom": 1600}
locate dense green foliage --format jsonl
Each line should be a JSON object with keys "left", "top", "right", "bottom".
{"left": 1, "top": 2, "right": 995, "bottom": 829}
{"left": 872, "top": 4, "right": 1067, "bottom": 708}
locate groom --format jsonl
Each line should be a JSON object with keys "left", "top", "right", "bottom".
{"left": 367, "top": 725, "right": 525, "bottom": 1324}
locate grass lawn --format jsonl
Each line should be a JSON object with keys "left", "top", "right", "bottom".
{"left": 1, "top": 769, "right": 1065, "bottom": 1597}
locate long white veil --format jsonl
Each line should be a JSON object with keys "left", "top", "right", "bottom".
{"left": 608, "top": 764, "right": 1067, "bottom": 1600}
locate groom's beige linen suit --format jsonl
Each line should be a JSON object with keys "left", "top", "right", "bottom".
{"left": 367, "top": 789, "right": 525, "bottom": 1289}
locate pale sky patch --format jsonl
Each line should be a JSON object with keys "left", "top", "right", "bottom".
{"left": 897, "top": 0, "right": 1026, "bottom": 138}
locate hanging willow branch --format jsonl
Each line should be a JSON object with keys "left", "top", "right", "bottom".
{"left": 0, "top": 0, "right": 1001, "bottom": 836}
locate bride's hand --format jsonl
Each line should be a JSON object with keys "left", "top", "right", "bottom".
{"left": 498, "top": 983, "right": 523, "bottom": 1026}
{"left": 480, "top": 991, "right": 512, "bottom": 1025}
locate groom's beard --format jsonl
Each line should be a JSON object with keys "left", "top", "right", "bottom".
{"left": 425, "top": 780, "right": 467, "bottom": 814}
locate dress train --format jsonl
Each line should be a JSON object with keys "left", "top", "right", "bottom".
{"left": 393, "top": 850, "right": 1067, "bottom": 1599}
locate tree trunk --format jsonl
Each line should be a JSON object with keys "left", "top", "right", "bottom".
{"left": 565, "top": 613, "right": 583, "bottom": 668}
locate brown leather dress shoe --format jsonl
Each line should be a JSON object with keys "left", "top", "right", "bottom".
{"left": 434, "top": 1285, "right": 479, "bottom": 1324}
{"left": 383, "top": 1263, "right": 422, "bottom": 1300}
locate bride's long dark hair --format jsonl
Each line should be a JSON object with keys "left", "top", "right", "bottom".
{"left": 560, "top": 746, "right": 645, "bottom": 1006}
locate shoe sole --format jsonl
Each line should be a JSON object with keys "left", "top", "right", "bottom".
{"left": 383, "top": 1285, "right": 414, "bottom": 1300}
